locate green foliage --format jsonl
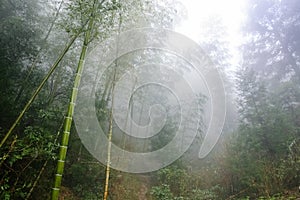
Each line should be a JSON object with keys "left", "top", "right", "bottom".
{"left": 59, "top": 0, "right": 122, "bottom": 40}
{"left": 190, "top": 188, "right": 219, "bottom": 200}
{"left": 150, "top": 181, "right": 221, "bottom": 200}
{"left": 242, "top": 0, "right": 300, "bottom": 84}
{"left": 228, "top": 1, "right": 300, "bottom": 195}
{"left": 150, "top": 162, "right": 226, "bottom": 200}
{"left": 68, "top": 163, "right": 104, "bottom": 199}
{"left": 229, "top": 77, "right": 300, "bottom": 197}
{"left": 151, "top": 184, "right": 173, "bottom": 200}
{"left": 158, "top": 166, "right": 188, "bottom": 195}
{"left": 230, "top": 30, "right": 300, "bottom": 195}
{"left": 0, "top": 1, "right": 42, "bottom": 128}
{"left": 236, "top": 193, "right": 299, "bottom": 200}
{"left": 0, "top": 1, "right": 62, "bottom": 199}
{"left": 1, "top": 0, "right": 299, "bottom": 199}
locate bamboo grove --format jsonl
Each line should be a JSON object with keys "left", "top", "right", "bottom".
{"left": 0, "top": 0, "right": 299, "bottom": 199}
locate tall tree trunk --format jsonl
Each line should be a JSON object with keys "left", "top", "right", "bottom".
{"left": 103, "top": 12, "right": 122, "bottom": 200}
{"left": 51, "top": 4, "right": 96, "bottom": 199}
{"left": 103, "top": 91, "right": 115, "bottom": 200}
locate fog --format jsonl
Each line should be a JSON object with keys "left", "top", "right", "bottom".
{"left": 0, "top": 0, "right": 299, "bottom": 199}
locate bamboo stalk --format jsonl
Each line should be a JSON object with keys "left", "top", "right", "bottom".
{"left": 103, "top": 97, "right": 114, "bottom": 200}
{"left": 0, "top": 135, "right": 17, "bottom": 168}
{"left": 103, "top": 11, "right": 122, "bottom": 200}
{"left": 103, "top": 59, "right": 118, "bottom": 200}
{"left": 25, "top": 160, "right": 48, "bottom": 200}
{"left": 51, "top": 4, "right": 96, "bottom": 199}
{"left": 0, "top": 34, "right": 79, "bottom": 148}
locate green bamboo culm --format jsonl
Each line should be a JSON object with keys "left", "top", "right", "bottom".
{"left": 0, "top": 34, "right": 79, "bottom": 148}
{"left": 103, "top": 67, "right": 117, "bottom": 200}
{"left": 103, "top": 11, "right": 122, "bottom": 200}
{"left": 51, "top": 8, "right": 96, "bottom": 200}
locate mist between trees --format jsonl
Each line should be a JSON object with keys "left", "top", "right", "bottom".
{"left": 0, "top": 0, "right": 299, "bottom": 199}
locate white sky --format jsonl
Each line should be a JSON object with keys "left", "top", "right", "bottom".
{"left": 175, "top": 0, "right": 247, "bottom": 67}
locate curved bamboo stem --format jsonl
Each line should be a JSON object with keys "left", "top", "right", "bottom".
{"left": 0, "top": 34, "right": 79, "bottom": 148}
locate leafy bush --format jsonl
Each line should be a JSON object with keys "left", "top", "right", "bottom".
{"left": 151, "top": 184, "right": 173, "bottom": 200}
